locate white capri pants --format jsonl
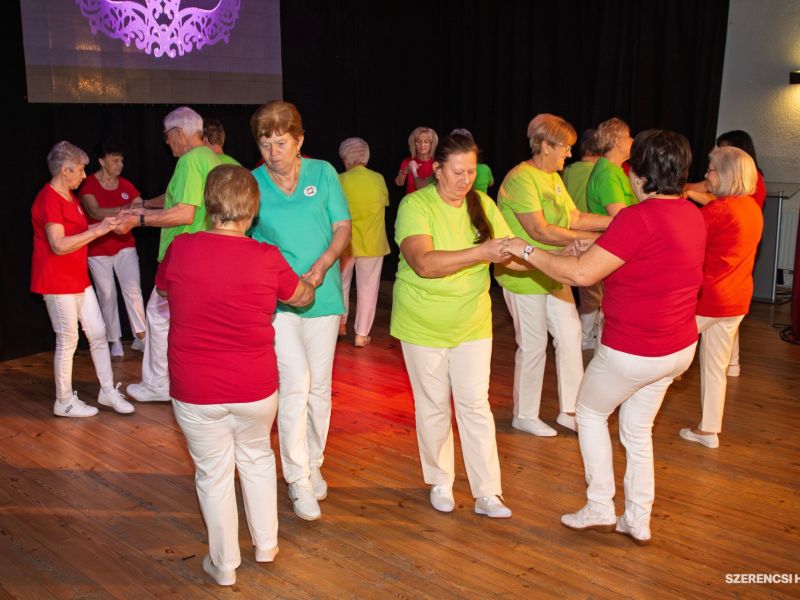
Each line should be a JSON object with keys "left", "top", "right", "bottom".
{"left": 88, "top": 247, "right": 146, "bottom": 341}
{"left": 696, "top": 315, "right": 744, "bottom": 433}
{"left": 44, "top": 286, "right": 114, "bottom": 402}
{"left": 340, "top": 255, "right": 383, "bottom": 337}
{"left": 401, "top": 338, "right": 502, "bottom": 498}
{"left": 576, "top": 342, "right": 696, "bottom": 528}
{"left": 502, "top": 285, "right": 583, "bottom": 420}
{"left": 273, "top": 312, "right": 340, "bottom": 484}
{"left": 173, "top": 394, "right": 279, "bottom": 572}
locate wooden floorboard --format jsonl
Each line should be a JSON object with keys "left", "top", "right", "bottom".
{"left": 1, "top": 284, "right": 799, "bottom": 599}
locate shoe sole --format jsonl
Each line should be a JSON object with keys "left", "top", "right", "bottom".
{"left": 615, "top": 529, "right": 651, "bottom": 546}
{"left": 679, "top": 430, "right": 719, "bottom": 449}
{"left": 97, "top": 399, "right": 135, "bottom": 414}
{"left": 561, "top": 521, "right": 615, "bottom": 533}
{"left": 511, "top": 420, "right": 557, "bottom": 437}
{"left": 293, "top": 508, "right": 321, "bottom": 521}
{"left": 255, "top": 546, "right": 279, "bottom": 563}
{"left": 431, "top": 502, "right": 455, "bottom": 513}
{"left": 53, "top": 409, "right": 98, "bottom": 418}
{"left": 475, "top": 508, "right": 512, "bottom": 518}
{"left": 315, "top": 491, "right": 328, "bottom": 501}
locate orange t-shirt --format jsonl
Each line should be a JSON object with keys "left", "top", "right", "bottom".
{"left": 696, "top": 195, "right": 764, "bottom": 317}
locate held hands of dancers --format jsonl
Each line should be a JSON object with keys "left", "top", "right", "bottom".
{"left": 560, "top": 238, "right": 595, "bottom": 256}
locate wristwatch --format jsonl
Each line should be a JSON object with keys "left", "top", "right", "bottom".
{"left": 522, "top": 244, "right": 534, "bottom": 261}
{"left": 139, "top": 214, "right": 145, "bottom": 227}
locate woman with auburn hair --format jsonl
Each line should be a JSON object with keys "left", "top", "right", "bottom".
{"left": 495, "top": 113, "right": 611, "bottom": 438}
{"left": 249, "top": 100, "right": 351, "bottom": 522}
{"left": 679, "top": 147, "right": 763, "bottom": 449}
{"left": 503, "top": 129, "right": 706, "bottom": 545}
{"left": 392, "top": 133, "right": 515, "bottom": 518}
{"left": 395, "top": 126, "right": 438, "bottom": 193}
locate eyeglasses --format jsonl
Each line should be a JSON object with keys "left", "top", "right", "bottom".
{"left": 163, "top": 127, "right": 180, "bottom": 142}
{"left": 551, "top": 141, "right": 572, "bottom": 152}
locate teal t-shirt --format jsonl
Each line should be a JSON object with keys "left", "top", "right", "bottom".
{"left": 159, "top": 146, "right": 221, "bottom": 262}
{"left": 250, "top": 159, "right": 351, "bottom": 317}
{"left": 561, "top": 160, "right": 595, "bottom": 213}
{"left": 586, "top": 157, "right": 637, "bottom": 215}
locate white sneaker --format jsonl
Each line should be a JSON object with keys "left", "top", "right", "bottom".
{"left": 131, "top": 337, "right": 145, "bottom": 352}
{"left": 560, "top": 505, "right": 616, "bottom": 532}
{"left": 430, "top": 484, "right": 455, "bottom": 513}
{"left": 475, "top": 496, "right": 512, "bottom": 518}
{"left": 110, "top": 341, "right": 124, "bottom": 357}
{"left": 615, "top": 515, "right": 651, "bottom": 545}
{"left": 255, "top": 545, "right": 279, "bottom": 563}
{"left": 98, "top": 383, "right": 135, "bottom": 414}
{"left": 679, "top": 428, "right": 719, "bottom": 449}
{"left": 556, "top": 412, "right": 577, "bottom": 432}
{"left": 512, "top": 417, "right": 556, "bottom": 437}
{"left": 53, "top": 392, "right": 98, "bottom": 418}
{"left": 202, "top": 554, "right": 235, "bottom": 586}
{"left": 288, "top": 480, "right": 321, "bottom": 520}
{"left": 127, "top": 382, "right": 169, "bottom": 402}
{"left": 309, "top": 468, "right": 328, "bottom": 500}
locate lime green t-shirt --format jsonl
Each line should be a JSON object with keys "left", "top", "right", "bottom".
{"left": 338, "top": 165, "right": 390, "bottom": 257}
{"left": 217, "top": 153, "right": 241, "bottom": 166}
{"left": 391, "top": 186, "right": 512, "bottom": 347}
{"left": 586, "top": 157, "right": 637, "bottom": 216}
{"left": 494, "top": 161, "right": 576, "bottom": 295}
{"left": 561, "top": 160, "right": 595, "bottom": 213}
{"left": 158, "top": 146, "right": 221, "bottom": 261}
{"left": 473, "top": 163, "right": 494, "bottom": 194}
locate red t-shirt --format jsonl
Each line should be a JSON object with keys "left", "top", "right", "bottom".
{"left": 30, "top": 184, "right": 91, "bottom": 294}
{"left": 156, "top": 232, "right": 300, "bottom": 404}
{"left": 753, "top": 172, "right": 766, "bottom": 209}
{"left": 399, "top": 157, "right": 434, "bottom": 194}
{"left": 595, "top": 197, "right": 706, "bottom": 356}
{"left": 79, "top": 174, "right": 140, "bottom": 256}
{"left": 696, "top": 195, "right": 763, "bottom": 317}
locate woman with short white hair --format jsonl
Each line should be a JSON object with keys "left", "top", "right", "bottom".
{"left": 337, "top": 137, "right": 390, "bottom": 347}
{"left": 31, "top": 141, "right": 133, "bottom": 417}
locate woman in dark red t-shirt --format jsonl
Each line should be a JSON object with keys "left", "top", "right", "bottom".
{"left": 505, "top": 130, "right": 706, "bottom": 546}
{"left": 31, "top": 141, "right": 133, "bottom": 418}
{"left": 679, "top": 147, "right": 763, "bottom": 450}
{"left": 79, "top": 138, "right": 147, "bottom": 357}
{"left": 394, "top": 126, "right": 437, "bottom": 194}
{"left": 156, "top": 165, "right": 313, "bottom": 587}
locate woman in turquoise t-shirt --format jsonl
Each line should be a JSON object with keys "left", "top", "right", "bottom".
{"left": 392, "top": 133, "right": 518, "bottom": 519}
{"left": 249, "top": 101, "right": 352, "bottom": 523}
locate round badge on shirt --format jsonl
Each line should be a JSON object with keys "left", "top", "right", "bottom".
{"left": 304, "top": 186, "right": 317, "bottom": 197}
{"left": 121, "top": 192, "right": 129, "bottom": 200}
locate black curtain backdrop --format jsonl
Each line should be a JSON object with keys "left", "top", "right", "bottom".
{"left": 3, "top": 0, "right": 729, "bottom": 360}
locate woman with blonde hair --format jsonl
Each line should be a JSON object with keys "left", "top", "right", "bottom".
{"left": 395, "top": 126, "right": 438, "bottom": 193}
{"left": 495, "top": 113, "right": 611, "bottom": 437}
{"left": 679, "top": 146, "right": 763, "bottom": 449}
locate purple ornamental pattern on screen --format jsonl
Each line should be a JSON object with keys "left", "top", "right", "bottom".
{"left": 75, "top": 0, "right": 241, "bottom": 59}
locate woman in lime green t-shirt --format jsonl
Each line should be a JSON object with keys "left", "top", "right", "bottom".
{"left": 391, "top": 133, "right": 516, "bottom": 519}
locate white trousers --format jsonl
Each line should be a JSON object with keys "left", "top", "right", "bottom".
{"left": 729, "top": 330, "right": 740, "bottom": 367}
{"left": 88, "top": 247, "right": 146, "bottom": 341}
{"left": 273, "top": 313, "right": 339, "bottom": 484}
{"left": 578, "top": 282, "right": 603, "bottom": 347}
{"left": 696, "top": 315, "right": 744, "bottom": 433}
{"left": 576, "top": 342, "right": 696, "bottom": 527}
{"left": 339, "top": 255, "right": 383, "bottom": 336}
{"left": 401, "top": 338, "right": 502, "bottom": 498}
{"left": 142, "top": 288, "right": 170, "bottom": 390}
{"left": 172, "top": 394, "right": 279, "bottom": 571}
{"left": 502, "top": 286, "right": 583, "bottom": 419}
{"left": 43, "top": 286, "right": 114, "bottom": 401}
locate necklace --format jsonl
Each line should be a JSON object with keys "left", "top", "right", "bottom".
{"left": 49, "top": 182, "right": 72, "bottom": 201}
{"left": 266, "top": 159, "right": 300, "bottom": 195}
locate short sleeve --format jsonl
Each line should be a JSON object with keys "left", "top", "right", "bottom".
{"left": 595, "top": 172, "right": 626, "bottom": 207}
{"left": 155, "top": 242, "right": 174, "bottom": 292}
{"left": 395, "top": 196, "right": 430, "bottom": 245}
{"left": 269, "top": 245, "right": 301, "bottom": 301}
{"left": 503, "top": 171, "right": 542, "bottom": 213}
{"left": 595, "top": 206, "right": 645, "bottom": 261}
{"left": 323, "top": 163, "right": 351, "bottom": 223}
{"left": 380, "top": 176, "right": 390, "bottom": 207}
{"left": 481, "top": 193, "right": 513, "bottom": 239}
{"left": 170, "top": 155, "right": 205, "bottom": 208}
{"left": 41, "top": 192, "right": 66, "bottom": 226}
{"left": 557, "top": 174, "right": 578, "bottom": 213}
{"left": 122, "top": 177, "right": 141, "bottom": 200}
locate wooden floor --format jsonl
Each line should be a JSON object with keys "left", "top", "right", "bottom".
{"left": 1, "top": 285, "right": 799, "bottom": 599}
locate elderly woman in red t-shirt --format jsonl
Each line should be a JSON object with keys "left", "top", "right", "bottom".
{"left": 504, "top": 130, "right": 706, "bottom": 545}
{"left": 156, "top": 165, "right": 314, "bottom": 587}
{"left": 79, "top": 137, "right": 147, "bottom": 357}
{"left": 679, "top": 147, "right": 763, "bottom": 449}
{"left": 31, "top": 141, "right": 133, "bottom": 418}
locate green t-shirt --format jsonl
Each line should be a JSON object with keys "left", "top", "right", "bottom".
{"left": 217, "top": 153, "right": 241, "bottom": 166}
{"left": 473, "top": 163, "right": 494, "bottom": 194}
{"left": 250, "top": 158, "right": 351, "bottom": 318}
{"left": 158, "top": 146, "right": 221, "bottom": 262}
{"left": 494, "top": 162, "right": 576, "bottom": 295}
{"left": 561, "top": 160, "right": 595, "bottom": 213}
{"left": 391, "top": 185, "right": 512, "bottom": 347}
{"left": 586, "top": 157, "right": 637, "bottom": 216}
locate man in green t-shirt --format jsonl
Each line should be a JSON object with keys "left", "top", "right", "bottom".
{"left": 203, "top": 118, "right": 242, "bottom": 166}
{"left": 121, "top": 107, "right": 222, "bottom": 402}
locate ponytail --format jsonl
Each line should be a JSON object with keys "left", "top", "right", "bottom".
{"left": 466, "top": 189, "right": 493, "bottom": 244}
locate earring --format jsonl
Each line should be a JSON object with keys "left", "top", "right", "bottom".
{"left": 545, "top": 151, "right": 549, "bottom": 156}
{"left": 296, "top": 151, "right": 302, "bottom": 158}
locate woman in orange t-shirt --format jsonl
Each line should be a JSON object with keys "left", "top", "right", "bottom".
{"left": 679, "top": 147, "right": 764, "bottom": 449}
